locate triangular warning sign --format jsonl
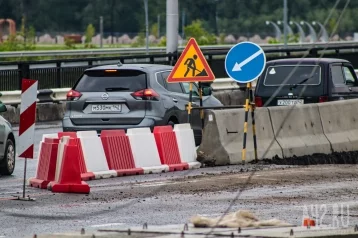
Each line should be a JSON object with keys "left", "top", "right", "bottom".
{"left": 167, "top": 38, "right": 215, "bottom": 83}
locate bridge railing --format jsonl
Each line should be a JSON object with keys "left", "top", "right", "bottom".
{"left": 1, "top": 42, "right": 358, "bottom": 91}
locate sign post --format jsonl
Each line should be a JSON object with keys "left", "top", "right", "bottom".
{"left": 225, "top": 42, "right": 266, "bottom": 164}
{"left": 167, "top": 38, "right": 215, "bottom": 124}
{"left": 15, "top": 78, "right": 38, "bottom": 201}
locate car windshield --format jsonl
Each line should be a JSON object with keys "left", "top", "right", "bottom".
{"left": 263, "top": 65, "right": 321, "bottom": 86}
{"left": 74, "top": 69, "right": 146, "bottom": 92}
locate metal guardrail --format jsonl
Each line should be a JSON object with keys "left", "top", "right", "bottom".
{"left": 0, "top": 42, "right": 358, "bottom": 91}
{"left": 0, "top": 78, "right": 240, "bottom": 105}
{"left": 1, "top": 41, "right": 358, "bottom": 58}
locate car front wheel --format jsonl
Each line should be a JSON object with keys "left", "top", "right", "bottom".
{"left": 0, "top": 139, "right": 15, "bottom": 175}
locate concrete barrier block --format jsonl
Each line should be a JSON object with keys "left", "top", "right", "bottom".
{"left": 198, "top": 108, "right": 283, "bottom": 165}
{"left": 37, "top": 103, "right": 66, "bottom": 122}
{"left": 213, "top": 90, "right": 246, "bottom": 105}
{"left": 268, "top": 104, "right": 331, "bottom": 158}
{"left": 318, "top": 99, "right": 358, "bottom": 152}
{"left": 2, "top": 106, "right": 20, "bottom": 124}
{"left": 2, "top": 103, "right": 66, "bottom": 124}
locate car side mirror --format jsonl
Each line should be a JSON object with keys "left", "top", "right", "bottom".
{"left": 202, "top": 86, "right": 213, "bottom": 96}
{"left": 0, "top": 104, "right": 7, "bottom": 113}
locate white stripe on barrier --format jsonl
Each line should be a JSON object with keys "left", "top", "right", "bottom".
{"left": 55, "top": 136, "right": 70, "bottom": 182}
{"left": 127, "top": 128, "right": 169, "bottom": 173}
{"left": 19, "top": 82, "right": 38, "bottom": 114}
{"left": 18, "top": 124, "right": 35, "bottom": 157}
{"left": 173, "top": 124, "right": 201, "bottom": 169}
{"left": 77, "top": 131, "right": 117, "bottom": 178}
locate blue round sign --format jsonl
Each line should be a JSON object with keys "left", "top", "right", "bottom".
{"left": 225, "top": 41, "right": 266, "bottom": 83}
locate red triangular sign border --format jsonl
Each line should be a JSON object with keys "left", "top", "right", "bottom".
{"left": 167, "top": 38, "right": 215, "bottom": 83}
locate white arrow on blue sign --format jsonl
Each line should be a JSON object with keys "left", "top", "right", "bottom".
{"left": 225, "top": 41, "right": 266, "bottom": 84}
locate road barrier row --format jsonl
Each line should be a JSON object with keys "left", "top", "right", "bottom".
{"left": 198, "top": 98, "right": 358, "bottom": 165}
{"left": 29, "top": 124, "right": 200, "bottom": 193}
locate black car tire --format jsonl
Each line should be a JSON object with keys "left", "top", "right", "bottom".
{"left": 0, "top": 139, "right": 15, "bottom": 175}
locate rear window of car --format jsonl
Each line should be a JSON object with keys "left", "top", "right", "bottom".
{"left": 263, "top": 65, "right": 321, "bottom": 86}
{"left": 74, "top": 69, "right": 147, "bottom": 92}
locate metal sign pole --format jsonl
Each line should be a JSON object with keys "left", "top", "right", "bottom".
{"left": 23, "top": 158, "right": 27, "bottom": 198}
{"left": 248, "top": 82, "right": 258, "bottom": 163}
{"left": 241, "top": 83, "right": 250, "bottom": 164}
{"left": 187, "top": 82, "right": 193, "bottom": 123}
{"left": 198, "top": 82, "right": 204, "bottom": 130}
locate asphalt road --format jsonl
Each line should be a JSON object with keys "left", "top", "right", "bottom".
{"left": 0, "top": 122, "right": 358, "bottom": 238}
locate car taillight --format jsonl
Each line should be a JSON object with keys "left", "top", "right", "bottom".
{"left": 319, "top": 96, "right": 328, "bottom": 103}
{"left": 131, "top": 89, "right": 159, "bottom": 100}
{"left": 255, "top": 96, "right": 263, "bottom": 107}
{"left": 66, "top": 89, "right": 82, "bottom": 101}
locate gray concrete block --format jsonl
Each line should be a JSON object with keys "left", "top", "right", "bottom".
{"left": 318, "top": 99, "right": 358, "bottom": 152}
{"left": 36, "top": 103, "right": 66, "bottom": 122}
{"left": 1, "top": 103, "right": 66, "bottom": 124}
{"left": 268, "top": 104, "right": 331, "bottom": 158}
{"left": 213, "top": 90, "right": 246, "bottom": 105}
{"left": 198, "top": 108, "right": 283, "bottom": 165}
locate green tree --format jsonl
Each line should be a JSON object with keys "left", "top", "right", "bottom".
{"left": 84, "top": 24, "right": 96, "bottom": 48}
{"left": 184, "top": 20, "right": 217, "bottom": 45}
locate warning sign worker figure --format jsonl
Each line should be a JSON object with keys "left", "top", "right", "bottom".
{"left": 184, "top": 54, "right": 198, "bottom": 77}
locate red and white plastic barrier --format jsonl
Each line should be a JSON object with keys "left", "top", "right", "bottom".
{"left": 101, "top": 130, "right": 144, "bottom": 176}
{"left": 174, "top": 124, "right": 201, "bottom": 169}
{"left": 77, "top": 131, "right": 117, "bottom": 179}
{"left": 127, "top": 128, "right": 170, "bottom": 174}
{"left": 48, "top": 136, "right": 90, "bottom": 194}
{"left": 154, "top": 126, "right": 189, "bottom": 171}
{"left": 31, "top": 123, "right": 201, "bottom": 187}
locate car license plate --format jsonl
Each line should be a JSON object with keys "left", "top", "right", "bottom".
{"left": 91, "top": 104, "right": 122, "bottom": 112}
{"left": 277, "top": 99, "right": 304, "bottom": 106}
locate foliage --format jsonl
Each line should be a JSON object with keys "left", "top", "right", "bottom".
{"left": 0, "top": 16, "right": 36, "bottom": 51}
{"left": 84, "top": 24, "right": 96, "bottom": 48}
{"left": 158, "top": 36, "right": 166, "bottom": 47}
{"left": 131, "top": 32, "right": 145, "bottom": 47}
{"left": 151, "top": 23, "right": 159, "bottom": 38}
{"left": 64, "top": 38, "right": 76, "bottom": 49}
{"left": 184, "top": 20, "right": 217, "bottom": 45}
{"left": 0, "top": 0, "right": 357, "bottom": 45}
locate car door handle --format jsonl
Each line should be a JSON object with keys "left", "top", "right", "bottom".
{"left": 172, "top": 98, "right": 178, "bottom": 103}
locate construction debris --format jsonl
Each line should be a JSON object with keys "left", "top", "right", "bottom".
{"left": 190, "top": 210, "right": 292, "bottom": 228}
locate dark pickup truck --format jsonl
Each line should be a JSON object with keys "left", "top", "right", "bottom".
{"left": 254, "top": 58, "right": 358, "bottom": 107}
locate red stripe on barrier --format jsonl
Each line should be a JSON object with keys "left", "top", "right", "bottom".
{"left": 50, "top": 142, "right": 90, "bottom": 194}
{"left": 100, "top": 130, "right": 139, "bottom": 176}
{"left": 29, "top": 139, "right": 59, "bottom": 189}
{"left": 19, "top": 103, "right": 36, "bottom": 135}
{"left": 19, "top": 144, "right": 34, "bottom": 159}
{"left": 21, "top": 78, "right": 37, "bottom": 93}
{"left": 66, "top": 137, "right": 94, "bottom": 180}
{"left": 153, "top": 126, "right": 189, "bottom": 171}
{"left": 68, "top": 138, "right": 86, "bottom": 173}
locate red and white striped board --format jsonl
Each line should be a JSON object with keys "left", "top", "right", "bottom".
{"left": 19, "top": 79, "right": 38, "bottom": 159}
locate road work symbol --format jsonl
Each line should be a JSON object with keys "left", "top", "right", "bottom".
{"left": 225, "top": 41, "right": 266, "bottom": 83}
{"left": 167, "top": 38, "right": 215, "bottom": 83}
